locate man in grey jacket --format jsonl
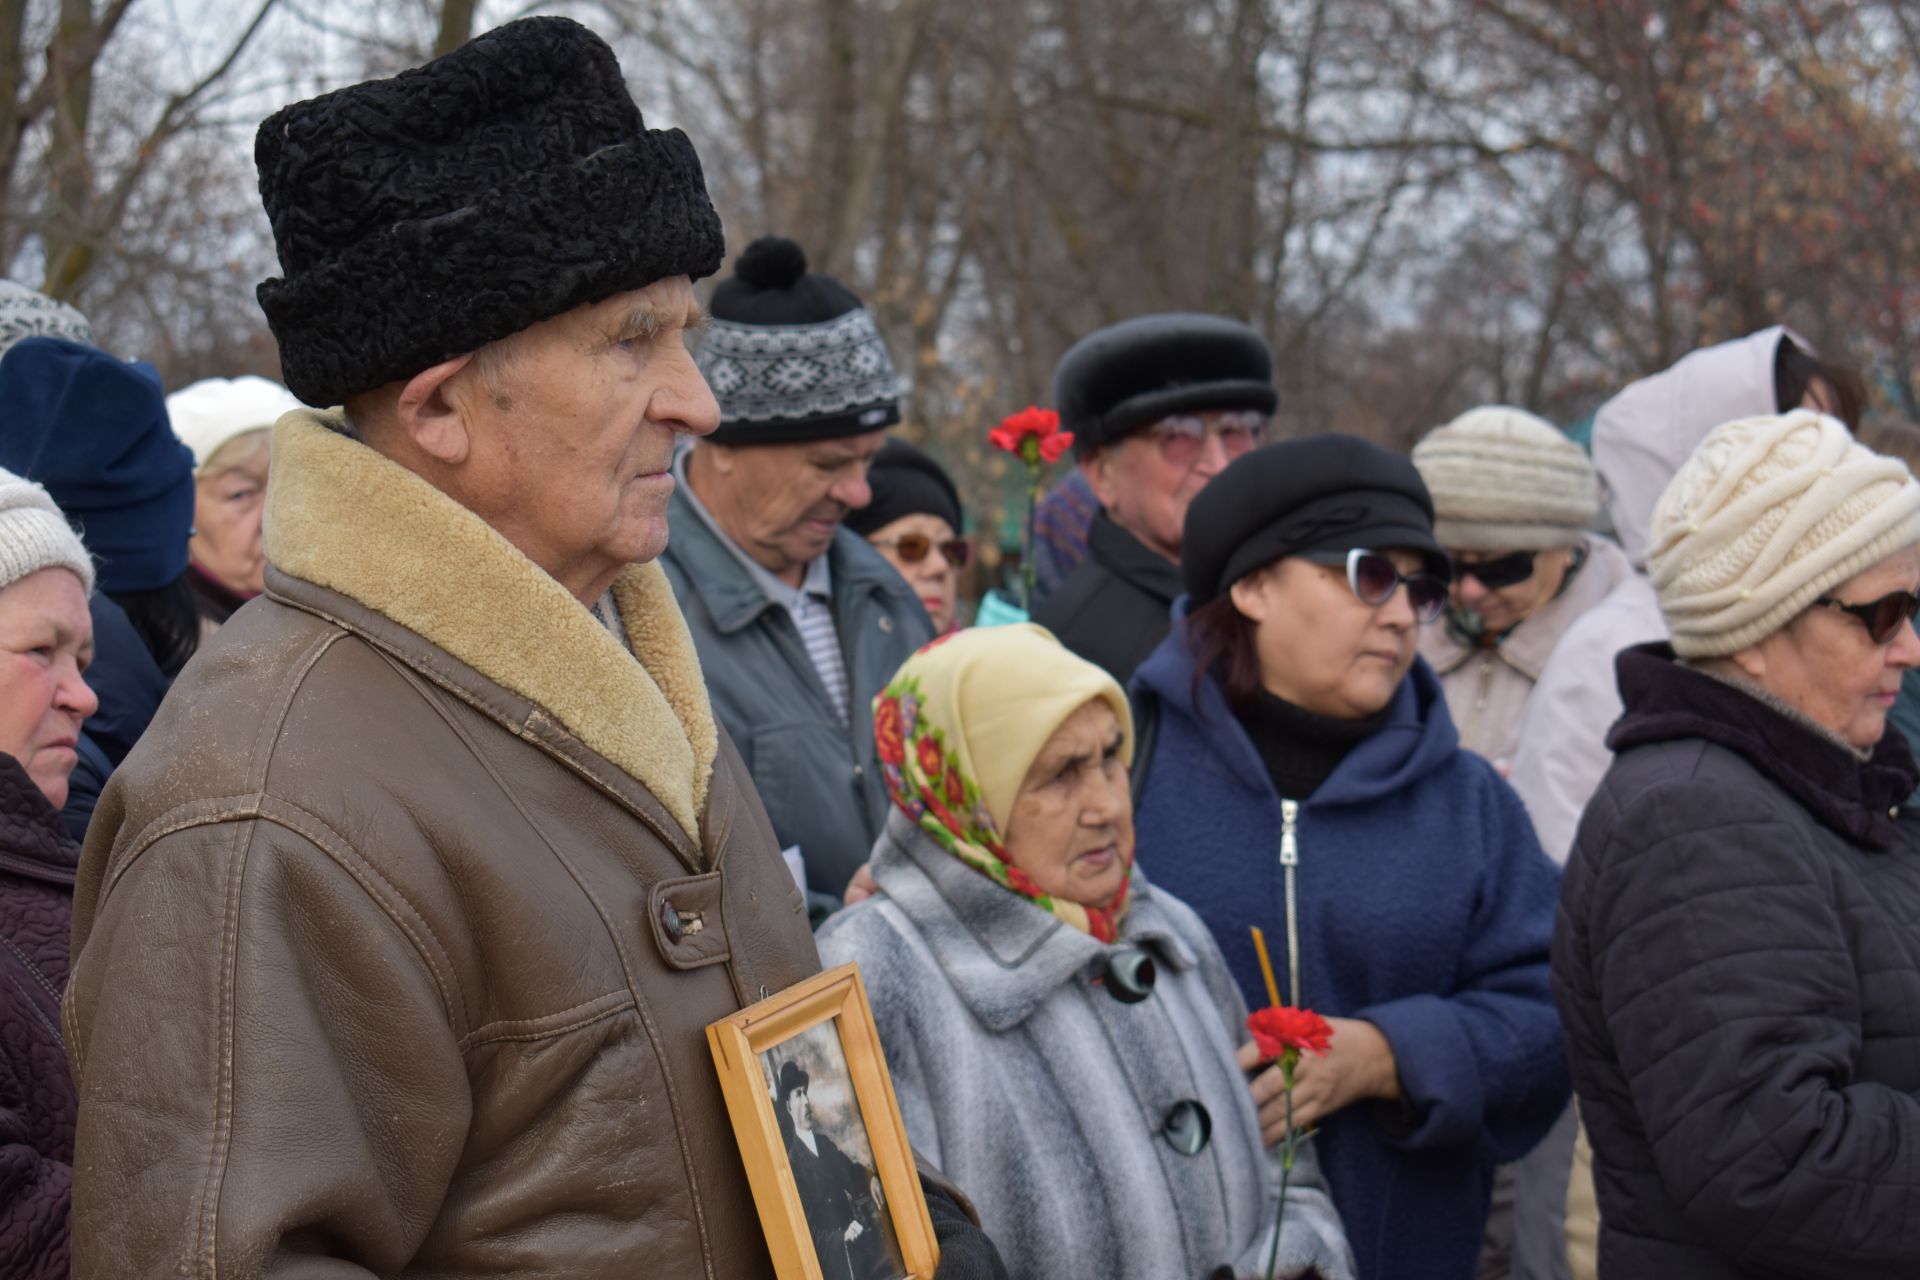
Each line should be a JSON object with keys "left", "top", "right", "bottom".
{"left": 663, "top": 235, "right": 931, "bottom": 911}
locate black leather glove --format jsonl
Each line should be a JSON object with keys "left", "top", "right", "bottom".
{"left": 924, "top": 1179, "right": 1010, "bottom": 1280}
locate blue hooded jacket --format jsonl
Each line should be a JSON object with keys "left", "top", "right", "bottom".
{"left": 1130, "top": 613, "right": 1568, "bottom": 1280}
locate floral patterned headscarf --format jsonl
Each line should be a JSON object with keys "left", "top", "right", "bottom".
{"left": 873, "top": 624, "right": 1136, "bottom": 940}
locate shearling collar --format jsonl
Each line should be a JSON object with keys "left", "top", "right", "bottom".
{"left": 867, "top": 807, "right": 1197, "bottom": 1032}
{"left": 262, "top": 410, "right": 718, "bottom": 843}
{"left": 1610, "top": 643, "right": 1918, "bottom": 849}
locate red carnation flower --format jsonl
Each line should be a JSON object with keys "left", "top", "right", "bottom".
{"left": 874, "top": 698, "right": 906, "bottom": 767}
{"left": 1247, "top": 1006, "right": 1334, "bottom": 1063}
{"left": 989, "top": 406, "right": 1074, "bottom": 464}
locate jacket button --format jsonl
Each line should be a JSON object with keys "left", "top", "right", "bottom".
{"left": 879, "top": 616, "right": 894, "bottom": 633}
{"left": 853, "top": 764, "right": 865, "bottom": 781}
{"left": 660, "top": 899, "right": 684, "bottom": 943}
{"left": 1162, "top": 1100, "right": 1211, "bottom": 1156}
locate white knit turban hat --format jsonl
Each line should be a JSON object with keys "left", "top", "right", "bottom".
{"left": 1648, "top": 410, "right": 1920, "bottom": 657}
{"left": 1412, "top": 406, "right": 1599, "bottom": 550}
{"left": 0, "top": 466, "right": 93, "bottom": 595}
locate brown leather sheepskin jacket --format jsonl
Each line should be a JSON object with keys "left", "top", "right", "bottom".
{"left": 64, "top": 413, "right": 822, "bottom": 1277}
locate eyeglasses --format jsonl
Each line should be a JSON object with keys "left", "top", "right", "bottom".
{"left": 1453, "top": 549, "right": 1538, "bottom": 590}
{"left": 1815, "top": 589, "right": 1920, "bottom": 645}
{"left": 871, "top": 532, "right": 971, "bottom": 568}
{"left": 1147, "top": 410, "right": 1269, "bottom": 468}
{"left": 1300, "top": 548, "right": 1450, "bottom": 623}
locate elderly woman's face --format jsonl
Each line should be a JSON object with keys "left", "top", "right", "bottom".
{"left": 0, "top": 568, "right": 97, "bottom": 808}
{"left": 867, "top": 512, "right": 959, "bottom": 631}
{"left": 190, "top": 431, "right": 270, "bottom": 596}
{"left": 1002, "top": 699, "right": 1132, "bottom": 911}
{"left": 1231, "top": 549, "right": 1424, "bottom": 719}
{"left": 1739, "top": 547, "right": 1920, "bottom": 749}
{"left": 1449, "top": 545, "right": 1574, "bottom": 635}
{"left": 450, "top": 277, "right": 719, "bottom": 594}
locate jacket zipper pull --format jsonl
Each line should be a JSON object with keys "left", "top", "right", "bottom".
{"left": 1280, "top": 799, "right": 1299, "bottom": 866}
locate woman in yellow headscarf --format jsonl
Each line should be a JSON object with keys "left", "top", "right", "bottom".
{"left": 818, "top": 624, "right": 1353, "bottom": 1280}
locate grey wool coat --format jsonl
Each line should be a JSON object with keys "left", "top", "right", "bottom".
{"left": 818, "top": 810, "right": 1355, "bottom": 1280}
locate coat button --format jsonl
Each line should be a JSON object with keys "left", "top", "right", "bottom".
{"left": 879, "top": 616, "right": 894, "bottom": 633}
{"left": 660, "top": 899, "right": 684, "bottom": 943}
{"left": 1101, "top": 948, "right": 1157, "bottom": 1003}
{"left": 1162, "top": 1100, "right": 1211, "bottom": 1156}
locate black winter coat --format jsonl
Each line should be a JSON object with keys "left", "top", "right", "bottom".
{"left": 1031, "top": 510, "right": 1180, "bottom": 684}
{"left": 1553, "top": 645, "right": 1920, "bottom": 1279}
{"left": 0, "top": 753, "right": 77, "bottom": 1279}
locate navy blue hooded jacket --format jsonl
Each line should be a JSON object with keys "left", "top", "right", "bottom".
{"left": 1130, "top": 614, "right": 1568, "bottom": 1280}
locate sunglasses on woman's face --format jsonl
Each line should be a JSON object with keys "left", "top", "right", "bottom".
{"left": 1453, "top": 549, "right": 1538, "bottom": 590}
{"left": 1301, "top": 549, "right": 1450, "bottom": 623}
{"left": 871, "top": 532, "right": 971, "bottom": 568}
{"left": 1815, "top": 589, "right": 1920, "bottom": 645}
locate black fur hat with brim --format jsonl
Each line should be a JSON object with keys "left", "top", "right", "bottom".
{"left": 255, "top": 16, "right": 725, "bottom": 407}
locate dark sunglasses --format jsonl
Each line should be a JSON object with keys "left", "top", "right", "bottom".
{"left": 871, "top": 532, "right": 971, "bottom": 568}
{"left": 1300, "top": 549, "right": 1450, "bottom": 623}
{"left": 1815, "top": 589, "right": 1920, "bottom": 645}
{"left": 1453, "top": 549, "right": 1538, "bottom": 590}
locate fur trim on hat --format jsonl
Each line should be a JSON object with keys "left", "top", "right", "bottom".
{"left": 1414, "top": 406, "right": 1598, "bottom": 551}
{"left": 1648, "top": 410, "right": 1920, "bottom": 657}
{"left": 255, "top": 17, "right": 725, "bottom": 407}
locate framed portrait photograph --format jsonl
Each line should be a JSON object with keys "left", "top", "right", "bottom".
{"left": 707, "top": 963, "right": 939, "bottom": 1280}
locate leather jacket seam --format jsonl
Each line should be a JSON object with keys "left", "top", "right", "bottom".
{"left": 253, "top": 799, "right": 470, "bottom": 1038}
{"left": 463, "top": 991, "right": 636, "bottom": 1051}
{"left": 194, "top": 816, "right": 252, "bottom": 1273}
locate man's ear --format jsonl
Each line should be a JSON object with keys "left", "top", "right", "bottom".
{"left": 1080, "top": 448, "right": 1116, "bottom": 509}
{"left": 394, "top": 354, "right": 478, "bottom": 465}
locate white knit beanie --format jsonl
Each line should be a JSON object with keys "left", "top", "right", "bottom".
{"left": 1412, "top": 406, "right": 1599, "bottom": 550}
{"left": 1648, "top": 410, "right": 1920, "bottom": 657}
{"left": 0, "top": 467, "right": 93, "bottom": 595}
{"left": 165, "top": 376, "right": 300, "bottom": 472}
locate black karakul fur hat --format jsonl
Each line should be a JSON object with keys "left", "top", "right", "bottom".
{"left": 255, "top": 16, "right": 725, "bottom": 407}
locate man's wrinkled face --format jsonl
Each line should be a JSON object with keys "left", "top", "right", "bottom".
{"left": 699, "top": 431, "right": 889, "bottom": 578}
{"left": 451, "top": 277, "right": 719, "bottom": 592}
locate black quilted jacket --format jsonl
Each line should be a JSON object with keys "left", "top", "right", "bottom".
{"left": 0, "top": 753, "right": 77, "bottom": 1279}
{"left": 1554, "top": 644, "right": 1920, "bottom": 1278}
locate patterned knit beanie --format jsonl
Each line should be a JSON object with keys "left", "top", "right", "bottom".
{"left": 696, "top": 236, "right": 900, "bottom": 444}
{"left": 0, "top": 281, "right": 93, "bottom": 360}
{"left": 1413, "top": 406, "right": 1599, "bottom": 551}
{"left": 0, "top": 466, "right": 93, "bottom": 594}
{"left": 1648, "top": 410, "right": 1920, "bottom": 657}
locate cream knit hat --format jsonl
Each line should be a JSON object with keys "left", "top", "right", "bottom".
{"left": 1648, "top": 410, "right": 1920, "bottom": 657}
{"left": 1412, "top": 406, "right": 1599, "bottom": 550}
{"left": 165, "top": 376, "right": 300, "bottom": 472}
{"left": 0, "top": 466, "right": 93, "bottom": 595}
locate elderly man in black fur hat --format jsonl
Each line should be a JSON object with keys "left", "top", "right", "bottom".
{"left": 1034, "top": 314, "right": 1278, "bottom": 682}
{"left": 62, "top": 19, "right": 1003, "bottom": 1280}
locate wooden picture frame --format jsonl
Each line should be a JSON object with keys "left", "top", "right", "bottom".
{"left": 707, "top": 962, "right": 940, "bottom": 1280}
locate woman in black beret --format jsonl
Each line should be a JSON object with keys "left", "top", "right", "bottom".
{"left": 845, "top": 438, "right": 968, "bottom": 633}
{"left": 1127, "top": 434, "right": 1568, "bottom": 1280}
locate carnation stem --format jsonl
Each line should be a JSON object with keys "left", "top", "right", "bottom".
{"left": 1265, "top": 1055, "right": 1298, "bottom": 1280}
{"left": 1023, "top": 465, "right": 1040, "bottom": 610}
